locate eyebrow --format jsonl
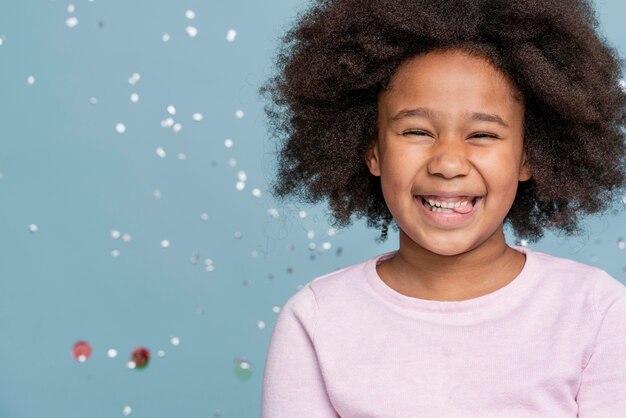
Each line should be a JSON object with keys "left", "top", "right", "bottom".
{"left": 391, "top": 107, "right": 510, "bottom": 128}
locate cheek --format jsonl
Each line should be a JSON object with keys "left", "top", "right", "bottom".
{"left": 380, "top": 149, "right": 418, "bottom": 192}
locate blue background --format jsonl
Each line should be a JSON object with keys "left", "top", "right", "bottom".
{"left": 0, "top": 0, "right": 624, "bottom": 417}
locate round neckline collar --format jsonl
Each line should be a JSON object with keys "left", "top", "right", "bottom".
{"left": 365, "top": 244, "right": 536, "bottom": 313}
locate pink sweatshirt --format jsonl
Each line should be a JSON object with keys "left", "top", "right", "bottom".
{"left": 261, "top": 245, "right": 626, "bottom": 417}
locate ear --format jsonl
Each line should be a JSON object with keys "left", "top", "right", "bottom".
{"left": 519, "top": 151, "right": 531, "bottom": 182}
{"left": 365, "top": 141, "right": 381, "bottom": 177}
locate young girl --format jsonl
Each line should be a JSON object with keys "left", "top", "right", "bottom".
{"left": 260, "top": 0, "right": 626, "bottom": 416}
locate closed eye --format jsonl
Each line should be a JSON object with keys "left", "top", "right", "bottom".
{"left": 402, "top": 130, "right": 498, "bottom": 139}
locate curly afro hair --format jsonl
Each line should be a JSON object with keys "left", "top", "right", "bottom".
{"left": 260, "top": 0, "right": 626, "bottom": 243}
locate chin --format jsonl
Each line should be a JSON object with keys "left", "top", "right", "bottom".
{"left": 411, "top": 234, "right": 480, "bottom": 257}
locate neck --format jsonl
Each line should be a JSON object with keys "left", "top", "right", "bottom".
{"left": 386, "top": 226, "right": 520, "bottom": 300}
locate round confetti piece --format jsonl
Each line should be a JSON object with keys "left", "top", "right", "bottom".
{"left": 128, "top": 73, "right": 140, "bottom": 85}
{"left": 235, "top": 109, "right": 244, "bottom": 119}
{"left": 72, "top": 341, "right": 92, "bottom": 362}
{"left": 185, "top": 9, "right": 195, "bottom": 19}
{"left": 66, "top": 17, "right": 78, "bottom": 28}
{"left": 162, "top": 33, "right": 170, "bottom": 42}
{"left": 28, "top": 224, "right": 38, "bottom": 233}
{"left": 234, "top": 358, "right": 253, "bottom": 380}
{"left": 122, "top": 405, "right": 132, "bottom": 416}
{"left": 115, "top": 123, "right": 126, "bottom": 134}
{"left": 111, "top": 249, "right": 120, "bottom": 257}
{"left": 226, "top": 29, "right": 237, "bottom": 42}
{"left": 26, "top": 75, "right": 35, "bottom": 85}
{"left": 160, "top": 239, "right": 170, "bottom": 248}
{"left": 185, "top": 26, "right": 198, "bottom": 38}
{"left": 131, "top": 347, "right": 150, "bottom": 370}
{"left": 107, "top": 348, "right": 118, "bottom": 358}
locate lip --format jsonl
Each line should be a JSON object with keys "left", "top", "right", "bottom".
{"left": 415, "top": 195, "right": 482, "bottom": 226}
{"left": 419, "top": 191, "right": 482, "bottom": 199}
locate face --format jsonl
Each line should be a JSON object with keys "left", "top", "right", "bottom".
{"left": 366, "top": 49, "right": 531, "bottom": 256}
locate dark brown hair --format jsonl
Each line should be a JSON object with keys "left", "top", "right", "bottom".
{"left": 260, "top": 0, "right": 626, "bottom": 243}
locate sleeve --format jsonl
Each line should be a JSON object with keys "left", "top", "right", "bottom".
{"left": 576, "top": 272, "right": 626, "bottom": 417}
{"left": 261, "top": 285, "right": 339, "bottom": 418}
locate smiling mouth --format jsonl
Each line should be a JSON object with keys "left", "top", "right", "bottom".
{"left": 417, "top": 196, "right": 481, "bottom": 214}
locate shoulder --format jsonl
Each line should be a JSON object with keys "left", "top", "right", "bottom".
{"left": 524, "top": 246, "right": 626, "bottom": 317}
{"left": 282, "top": 251, "right": 388, "bottom": 314}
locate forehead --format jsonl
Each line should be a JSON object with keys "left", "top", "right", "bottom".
{"left": 379, "top": 49, "right": 523, "bottom": 122}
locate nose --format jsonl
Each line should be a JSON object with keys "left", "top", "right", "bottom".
{"left": 426, "top": 138, "right": 471, "bottom": 179}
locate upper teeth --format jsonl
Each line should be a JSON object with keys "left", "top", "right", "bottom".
{"left": 426, "top": 198, "right": 471, "bottom": 208}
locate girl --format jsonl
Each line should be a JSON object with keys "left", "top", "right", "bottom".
{"left": 260, "top": 0, "right": 626, "bottom": 416}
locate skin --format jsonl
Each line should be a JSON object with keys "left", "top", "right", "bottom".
{"left": 365, "top": 49, "right": 532, "bottom": 301}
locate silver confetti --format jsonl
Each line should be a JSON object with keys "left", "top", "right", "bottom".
{"left": 185, "top": 9, "right": 195, "bottom": 19}
{"left": 115, "top": 123, "right": 126, "bottom": 134}
{"left": 226, "top": 29, "right": 237, "bottom": 42}
{"left": 185, "top": 26, "right": 198, "bottom": 38}
{"left": 65, "top": 16, "right": 78, "bottom": 28}
{"left": 128, "top": 73, "right": 140, "bottom": 85}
